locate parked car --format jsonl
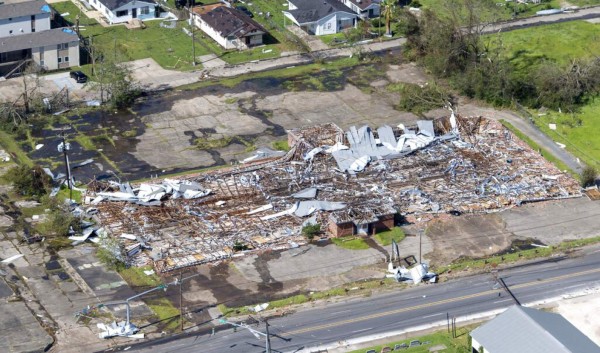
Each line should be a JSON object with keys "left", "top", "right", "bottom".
{"left": 380, "top": 347, "right": 392, "bottom": 353}
{"left": 70, "top": 70, "right": 88, "bottom": 83}
{"left": 365, "top": 350, "right": 376, "bottom": 353}
{"left": 236, "top": 6, "right": 253, "bottom": 17}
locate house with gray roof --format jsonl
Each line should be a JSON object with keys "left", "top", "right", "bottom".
{"left": 338, "top": 0, "right": 380, "bottom": 19}
{"left": 88, "top": 0, "right": 158, "bottom": 24}
{"left": 0, "top": 0, "right": 51, "bottom": 37}
{"left": 283, "top": 0, "right": 357, "bottom": 35}
{"left": 0, "top": 0, "right": 80, "bottom": 77}
{"left": 470, "top": 305, "right": 600, "bottom": 353}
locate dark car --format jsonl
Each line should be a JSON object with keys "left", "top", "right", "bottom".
{"left": 70, "top": 70, "right": 88, "bottom": 83}
{"left": 236, "top": 6, "right": 253, "bottom": 17}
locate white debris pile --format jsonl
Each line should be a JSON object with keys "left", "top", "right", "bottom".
{"left": 95, "top": 179, "right": 211, "bottom": 205}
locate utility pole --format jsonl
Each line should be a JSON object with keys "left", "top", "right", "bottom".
{"left": 418, "top": 228, "right": 423, "bottom": 264}
{"left": 179, "top": 271, "right": 184, "bottom": 332}
{"left": 58, "top": 130, "right": 72, "bottom": 200}
{"left": 188, "top": 0, "right": 196, "bottom": 66}
{"left": 265, "top": 320, "right": 271, "bottom": 353}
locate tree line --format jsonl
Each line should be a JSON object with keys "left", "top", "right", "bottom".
{"left": 397, "top": 0, "right": 600, "bottom": 113}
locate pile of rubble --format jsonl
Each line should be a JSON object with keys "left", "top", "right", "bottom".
{"left": 86, "top": 115, "right": 581, "bottom": 272}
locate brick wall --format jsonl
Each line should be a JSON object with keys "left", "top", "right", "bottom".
{"left": 328, "top": 219, "right": 355, "bottom": 238}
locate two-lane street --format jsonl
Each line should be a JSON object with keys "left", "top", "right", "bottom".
{"left": 114, "top": 250, "right": 600, "bottom": 353}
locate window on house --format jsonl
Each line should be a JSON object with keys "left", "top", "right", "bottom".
{"left": 58, "top": 57, "right": 62, "bottom": 63}
{"left": 116, "top": 10, "right": 128, "bottom": 17}
{"left": 326, "top": 22, "right": 331, "bottom": 30}
{"left": 64, "top": 56, "right": 69, "bottom": 62}
{"left": 40, "top": 60, "right": 45, "bottom": 67}
{"left": 140, "top": 6, "right": 150, "bottom": 15}
{"left": 9, "top": 30, "right": 12, "bottom": 34}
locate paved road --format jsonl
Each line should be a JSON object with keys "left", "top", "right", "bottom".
{"left": 499, "top": 112, "right": 583, "bottom": 173}
{"left": 111, "top": 249, "right": 600, "bottom": 353}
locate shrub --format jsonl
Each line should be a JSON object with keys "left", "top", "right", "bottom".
{"left": 302, "top": 223, "right": 321, "bottom": 240}
{"left": 581, "top": 165, "right": 598, "bottom": 187}
{"left": 5, "top": 164, "right": 51, "bottom": 198}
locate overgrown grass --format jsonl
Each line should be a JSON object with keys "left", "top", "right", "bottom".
{"left": 180, "top": 56, "right": 360, "bottom": 90}
{"left": 495, "top": 21, "right": 600, "bottom": 72}
{"left": 0, "top": 130, "right": 33, "bottom": 166}
{"left": 55, "top": 187, "right": 83, "bottom": 203}
{"left": 348, "top": 326, "right": 473, "bottom": 353}
{"left": 531, "top": 101, "right": 600, "bottom": 168}
{"left": 499, "top": 119, "right": 574, "bottom": 174}
{"left": 331, "top": 236, "right": 371, "bottom": 250}
{"left": 146, "top": 297, "right": 182, "bottom": 331}
{"left": 374, "top": 227, "right": 405, "bottom": 246}
{"left": 120, "top": 266, "right": 162, "bottom": 288}
{"left": 272, "top": 140, "right": 290, "bottom": 151}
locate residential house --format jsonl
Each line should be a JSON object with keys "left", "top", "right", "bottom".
{"left": 0, "top": 0, "right": 79, "bottom": 77}
{"left": 283, "top": 0, "right": 357, "bottom": 35}
{"left": 470, "top": 305, "right": 600, "bottom": 353}
{"left": 328, "top": 204, "right": 397, "bottom": 237}
{"left": 88, "top": 0, "right": 158, "bottom": 25}
{"left": 338, "top": 0, "right": 380, "bottom": 19}
{"left": 192, "top": 4, "right": 266, "bottom": 50}
{"left": 0, "top": 0, "right": 51, "bottom": 36}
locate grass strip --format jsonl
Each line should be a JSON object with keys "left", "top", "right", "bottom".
{"left": 499, "top": 119, "right": 574, "bottom": 175}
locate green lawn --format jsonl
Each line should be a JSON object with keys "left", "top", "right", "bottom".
{"left": 120, "top": 266, "right": 162, "bottom": 288}
{"left": 348, "top": 327, "right": 472, "bottom": 353}
{"left": 331, "top": 236, "right": 371, "bottom": 250}
{"left": 374, "top": 227, "right": 405, "bottom": 246}
{"left": 491, "top": 20, "right": 600, "bottom": 170}
{"left": 418, "top": 0, "right": 600, "bottom": 22}
{"left": 494, "top": 21, "right": 600, "bottom": 72}
{"left": 531, "top": 101, "right": 600, "bottom": 168}
{"left": 51, "top": 1, "right": 282, "bottom": 68}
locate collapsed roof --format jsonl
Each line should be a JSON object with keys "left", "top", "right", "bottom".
{"left": 90, "top": 115, "right": 581, "bottom": 272}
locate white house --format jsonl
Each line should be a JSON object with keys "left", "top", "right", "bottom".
{"left": 338, "top": 0, "right": 380, "bottom": 19}
{"left": 192, "top": 4, "right": 266, "bottom": 50}
{"left": 283, "top": 0, "right": 357, "bottom": 35}
{"left": 0, "top": 0, "right": 80, "bottom": 77}
{"left": 470, "top": 306, "right": 600, "bottom": 353}
{"left": 88, "top": 0, "right": 158, "bottom": 24}
{"left": 0, "top": 0, "right": 51, "bottom": 37}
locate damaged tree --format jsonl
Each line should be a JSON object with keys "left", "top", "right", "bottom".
{"left": 89, "top": 57, "right": 140, "bottom": 109}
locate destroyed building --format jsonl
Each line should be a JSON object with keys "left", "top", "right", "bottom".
{"left": 89, "top": 115, "right": 581, "bottom": 273}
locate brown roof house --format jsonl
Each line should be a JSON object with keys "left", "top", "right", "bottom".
{"left": 328, "top": 203, "right": 397, "bottom": 237}
{"left": 192, "top": 5, "right": 266, "bottom": 50}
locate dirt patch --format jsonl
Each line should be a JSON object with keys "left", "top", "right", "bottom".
{"left": 555, "top": 290, "right": 600, "bottom": 346}
{"left": 426, "top": 214, "right": 513, "bottom": 265}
